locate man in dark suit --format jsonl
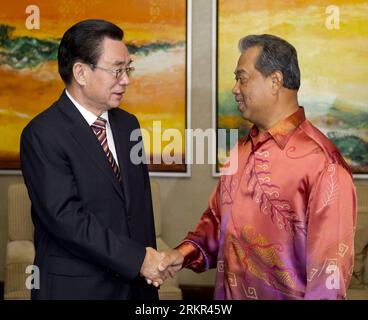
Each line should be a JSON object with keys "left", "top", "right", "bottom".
{"left": 20, "top": 19, "right": 170, "bottom": 300}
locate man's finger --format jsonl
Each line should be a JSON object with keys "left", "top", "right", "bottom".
{"left": 158, "top": 255, "right": 170, "bottom": 272}
{"left": 168, "top": 269, "right": 176, "bottom": 278}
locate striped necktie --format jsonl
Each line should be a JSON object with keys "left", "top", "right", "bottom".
{"left": 91, "top": 117, "right": 121, "bottom": 182}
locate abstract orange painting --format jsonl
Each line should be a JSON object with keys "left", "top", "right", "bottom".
{"left": 214, "top": 0, "right": 368, "bottom": 176}
{"left": 0, "top": 0, "right": 190, "bottom": 175}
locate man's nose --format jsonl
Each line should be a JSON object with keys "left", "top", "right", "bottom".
{"left": 232, "top": 81, "right": 239, "bottom": 95}
{"left": 118, "top": 72, "right": 129, "bottom": 86}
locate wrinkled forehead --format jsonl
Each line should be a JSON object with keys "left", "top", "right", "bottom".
{"left": 99, "top": 38, "right": 131, "bottom": 66}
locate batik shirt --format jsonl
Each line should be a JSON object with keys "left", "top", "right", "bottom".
{"left": 177, "top": 107, "right": 357, "bottom": 300}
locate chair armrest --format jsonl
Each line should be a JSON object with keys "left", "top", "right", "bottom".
{"left": 4, "top": 240, "right": 35, "bottom": 300}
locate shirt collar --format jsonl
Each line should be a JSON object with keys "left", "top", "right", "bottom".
{"left": 65, "top": 89, "right": 109, "bottom": 126}
{"left": 247, "top": 107, "right": 306, "bottom": 150}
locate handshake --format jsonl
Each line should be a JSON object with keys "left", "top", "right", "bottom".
{"left": 140, "top": 247, "right": 184, "bottom": 287}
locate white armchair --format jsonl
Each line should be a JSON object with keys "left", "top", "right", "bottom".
{"left": 4, "top": 181, "right": 182, "bottom": 300}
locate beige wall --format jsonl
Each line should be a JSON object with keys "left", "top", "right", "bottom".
{"left": 0, "top": 0, "right": 367, "bottom": 289}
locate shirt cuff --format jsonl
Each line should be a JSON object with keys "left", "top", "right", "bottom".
{"left": 175, "top": 241, "right": 207, "bottom": 271}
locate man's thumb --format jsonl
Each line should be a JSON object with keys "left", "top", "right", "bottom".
{"left": 158, "top": 254, "right": 170, "bottom": 272}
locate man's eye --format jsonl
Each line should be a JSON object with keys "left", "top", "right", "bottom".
{"left": 235, "top": 76, "right": 247, "bottom": 84}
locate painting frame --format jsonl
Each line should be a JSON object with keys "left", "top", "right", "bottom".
{"left": 149, "top": 0, "right": 192, "bottom": 178}
{"left": 0, "top": 0, "right": 192, "bottom": 178}
{"left": 212, "top": 0, "right": 368, "bottom": 179}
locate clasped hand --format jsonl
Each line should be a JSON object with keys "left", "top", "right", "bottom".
{"left": 139, "top": 247, "right": 184, "bottom": 287}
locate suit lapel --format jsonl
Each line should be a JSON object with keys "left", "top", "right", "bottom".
{"left": 56, "top": 92, "right": 125, "bottom": 203}
{"left": 109, "top": 109, "right": 131, "bottom": 213}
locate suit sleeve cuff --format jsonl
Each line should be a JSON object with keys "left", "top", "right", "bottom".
{"left": 175, "top": 241, "right": 207, "bottom": 271}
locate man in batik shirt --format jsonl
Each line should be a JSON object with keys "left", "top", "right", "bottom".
{"left": 160, "top": 34, "right": 357, "bottom": 300}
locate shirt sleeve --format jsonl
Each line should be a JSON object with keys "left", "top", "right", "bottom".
{"left": 176, "top": 180, "right": 222, "bottom": 273}
{"left": 304, "top": 163, "right": 357, "bottom": 299}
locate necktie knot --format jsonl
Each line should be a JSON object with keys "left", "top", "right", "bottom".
{"left": 91, "top": 117, "right": 107, "bottom": 134}
{"left": 90, "top": 116, "right": 121, "bottom": 182}
{"left": 92, "top": 116, "right": 106, "bottom": 129}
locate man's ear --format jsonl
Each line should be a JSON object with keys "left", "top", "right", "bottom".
{"left": 270, "top": 71, "right": 283, "bottom": 95}
{"left": 72, "top": 62, "right": 88, "bottom": 86}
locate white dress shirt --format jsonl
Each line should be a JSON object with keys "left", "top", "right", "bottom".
{"left": 65, "top": 90, "right": 120, "bottom": 166}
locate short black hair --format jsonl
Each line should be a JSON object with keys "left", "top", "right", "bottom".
{"left": 58, "top": 19, "right": 124, "bottom": 84}
{"left": 238, "top": 34, "right": 300, "bottom": 90}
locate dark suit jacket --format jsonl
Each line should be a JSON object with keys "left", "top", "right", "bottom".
{"left": 20, "top": 91, "right": 158, "bottom": 300}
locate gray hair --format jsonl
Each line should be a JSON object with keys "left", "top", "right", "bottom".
{"left": 238, "top": 34, "right": 300, "bottom": 90}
